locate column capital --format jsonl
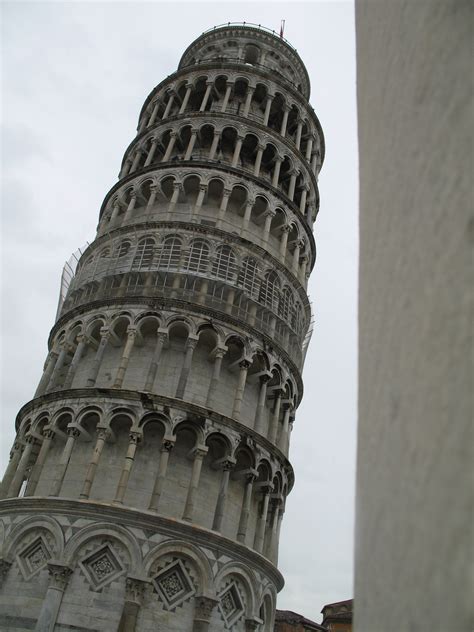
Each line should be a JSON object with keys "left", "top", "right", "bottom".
{"left": 96, "top": 428, "right": 110, "bottom": 442}
{"left": 99, "top": 326, "right": 110, "bottom": 340}
{"left": 281, "top": 224, "right": 291, "bottom": 233}
{"left": 263, "top": 208, "right": 276, "bottom": 218}
{"left": 192, "top": 445, "right": 208, "bottom": 459}
{"left": 245, "top": 470, "right": 258, "bottom": 484}
{"left": 222, "top": 458, "right": 236, "bottom": 471}
{"left": 213, "top": 346, "right": 227, "bottom": 359}
{"left": 222, "top": 188, "right": 232, "bottom": 198}
{"left": 239, "top": 359, "right": 251, "bottom": 370}
{"left": 129, "top": 431, "right": 142, "bottom": 444}
{"left": 126, "top": 326, "right": 138, "bottom": 339}
{"left": 47, "top": 561, "right": 73, "bottom": 591}
{"left": 245, "top": 617, "right": 263, "bottom": 631}
{"left": 67, "top": 427, "right": 81, "bottom": 439}
{"left": 125, "top": 576, "right": 150, "bottom": 605}
{"left": 186, "top": 336, "right": 199, "bottom": 350}
{"left": 161, "top": 438, "right": 175, "bottom": 452}
{"left": 194, "top": 595, "right": 219, "bottom": 621}
{"left": 0, "top": 558, "right": 12, "bottom": 581}
{"left": 169, "top": 130, "right": 178, "bottom": 138}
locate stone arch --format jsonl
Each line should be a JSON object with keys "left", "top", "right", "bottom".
{"left": 138, "top": 411, "right": 170, "bottom": 436}
{"left": 143, "top": 539, "right": 213, "bottom": 595}
{"left": 215, "top": 561, "right": 257, "bottom": 616}
{"left": 63, "top": 522, "right": 142, "bottom": 574}
{"left": 3, "top": 514, "right": 64, "bottom": 561}
{"left": 31, "top": 411, "right": 51, "bottom": 435}
{"left": 75, "top": 405, "right": 103, "bottom": 430}
{"left": 172, "top": 419, "right": 204, "bottom": 446}
{"left": 17, "top": 417, "right": 33, "bottom": 438}
{"left": 259, "top": 589, "right": 277, "bottom": 631}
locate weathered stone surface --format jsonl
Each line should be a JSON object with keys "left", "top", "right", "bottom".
{"left": 355, "top": 2, "right": 472, "bottom": 630}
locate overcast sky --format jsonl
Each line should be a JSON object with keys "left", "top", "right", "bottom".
{"left": 1, "top": 1, "right": 357, "bottom": 623}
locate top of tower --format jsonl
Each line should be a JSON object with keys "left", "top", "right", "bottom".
{"left": 179, "top": 23, "right": 311, "bottom": 99}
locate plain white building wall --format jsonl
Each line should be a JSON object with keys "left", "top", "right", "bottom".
{"left": 355, "top": 2, "right": 472, "bottom": 630}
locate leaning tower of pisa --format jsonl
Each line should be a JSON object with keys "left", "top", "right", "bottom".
{"left": 0, "top": 24, "right": 323, "bottom": 632}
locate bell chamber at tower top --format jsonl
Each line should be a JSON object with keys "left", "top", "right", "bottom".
{"left": 55, "top": 24, "right": 324, "bottom": 372}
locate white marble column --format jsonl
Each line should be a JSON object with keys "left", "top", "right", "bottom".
{"left": 279, "top": 225, "right": 290, "bottom": 257}
{"left": 254, "top": 484, "right": 272, "bottom": 553}
{"left": 253, "top": 143, "right": 265, "bottom": 176}
{"left": 86, "top": 327, "right": 110, "bottom": 386}
{"left": 148, "top": 438, "right": 175, "bottom": 511}
{"left": 34, "top": 562, "right": 73, "bottom": 632}
{"left": 184, "top": 128, "right": 198, "bottom": 160}
{"left": 113, "top": 327, "right": 137, "bottom": 388}
{"left": 7, "top": 435, "right": 35, "bottom": 497}
{"left": 220, "top": 82, "right": 233, "bottom": 112}
{"left": 262, "top": 209, "right": 276, "bottom": 243}
{"left": 162, "top": 93, "right": 175, "bottom": 119}
{"left": 0, "top": 440, "right": 23, "bottom": 498}
{"left": 280, "top": 106, "right": 290, "bottom": 136}
{"left": 268, "top": 388, "right": 282, "bottom": 444}
{"left": 175, "top": 336, "right": 198, "bottom": 399}
{"left": 49, "top": 427, "right": 81, "bottom": 497}
{"left": 114, "top": 432, "right": 141, "bottom": 504}
{"left": 80, "top": 428, "right": 109, "bottom": 499}
{"left": 62, "top": 335, "right": 87, "bottom": 389}
{"left": 243, "top": 86, "right": 255, "bottom": 117}
{"left": 231, "top": 135, "right": 244, "bottom": 167}
{"left": 35, "top": 351, "right": 59, "bottom": 397}
{"left": 25, "top": 429, "right": 55, "bottom": 496}
{"left": 232, "top": 360, "right": 251, "bottom": 420}
{"left": 263, "top": 94, "right": 274, "bottom": 126}
{"left": 179, "top": 84, "right": 193, "bottom": 114}
{"left": 144, "top": 138, "right": 159, "bottom": 166}
{"left": 129, "top": 150, "right": 143, "bottom": 174}
{"left": 206, "top": 347, "right": 227, "bottom": 406}
{"left": 295, "top": 119, "right": 303, "bottom": 150}
{"left": 182, "top": 446, "right": 208, "bottom": 521}
{"left": 237, "top": 471, "right": 257, "bottom": 544}
{"left": 254, "top": 374, "right": 270, "bottom": 434}
{"left": 147, "top": 100, "right": 160, "bottom": 128}
{"left": 208, "top": 130, "right": 221, "bottom": 160}
{"left": 200, "top": 82, "right": 213, "bottom": 111}
{"left": 144, "top": 331, "right": 167, "bottom": 391}
{"left": 212, "top": 458, "right": 235, "bottom": 532}
{"left": 162, "top": 131, "right": 177, "bottom": 162}
{"left": 272, "top": 155, "right": 283, "bottom": 188}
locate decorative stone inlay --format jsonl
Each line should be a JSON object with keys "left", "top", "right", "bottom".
{"left": 218, "top": 582, "right": 245, "bottom": 627}
{"left": 17, "top": 536, "right": 52, "bottom": 580}
{"left": 80, "top": 544, "right": 125, "bottom": 590}
{"left": 153, "top": 559, "right": 195, "bottom": 610}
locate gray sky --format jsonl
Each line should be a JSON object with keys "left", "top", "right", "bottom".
{"left": 1, "top": 1, "right": 357, "bottom": 623}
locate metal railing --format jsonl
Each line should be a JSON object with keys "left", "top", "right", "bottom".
{"left": 201, "top": 22, "right": 299, "bottom": 54}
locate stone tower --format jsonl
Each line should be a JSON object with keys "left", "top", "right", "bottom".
{"left": 0, "top": 24, "right": 323, "bottom": 632}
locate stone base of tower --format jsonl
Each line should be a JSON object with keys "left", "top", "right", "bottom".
{"left": 0, "top": 498, "right": 280, "bottom": 631}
